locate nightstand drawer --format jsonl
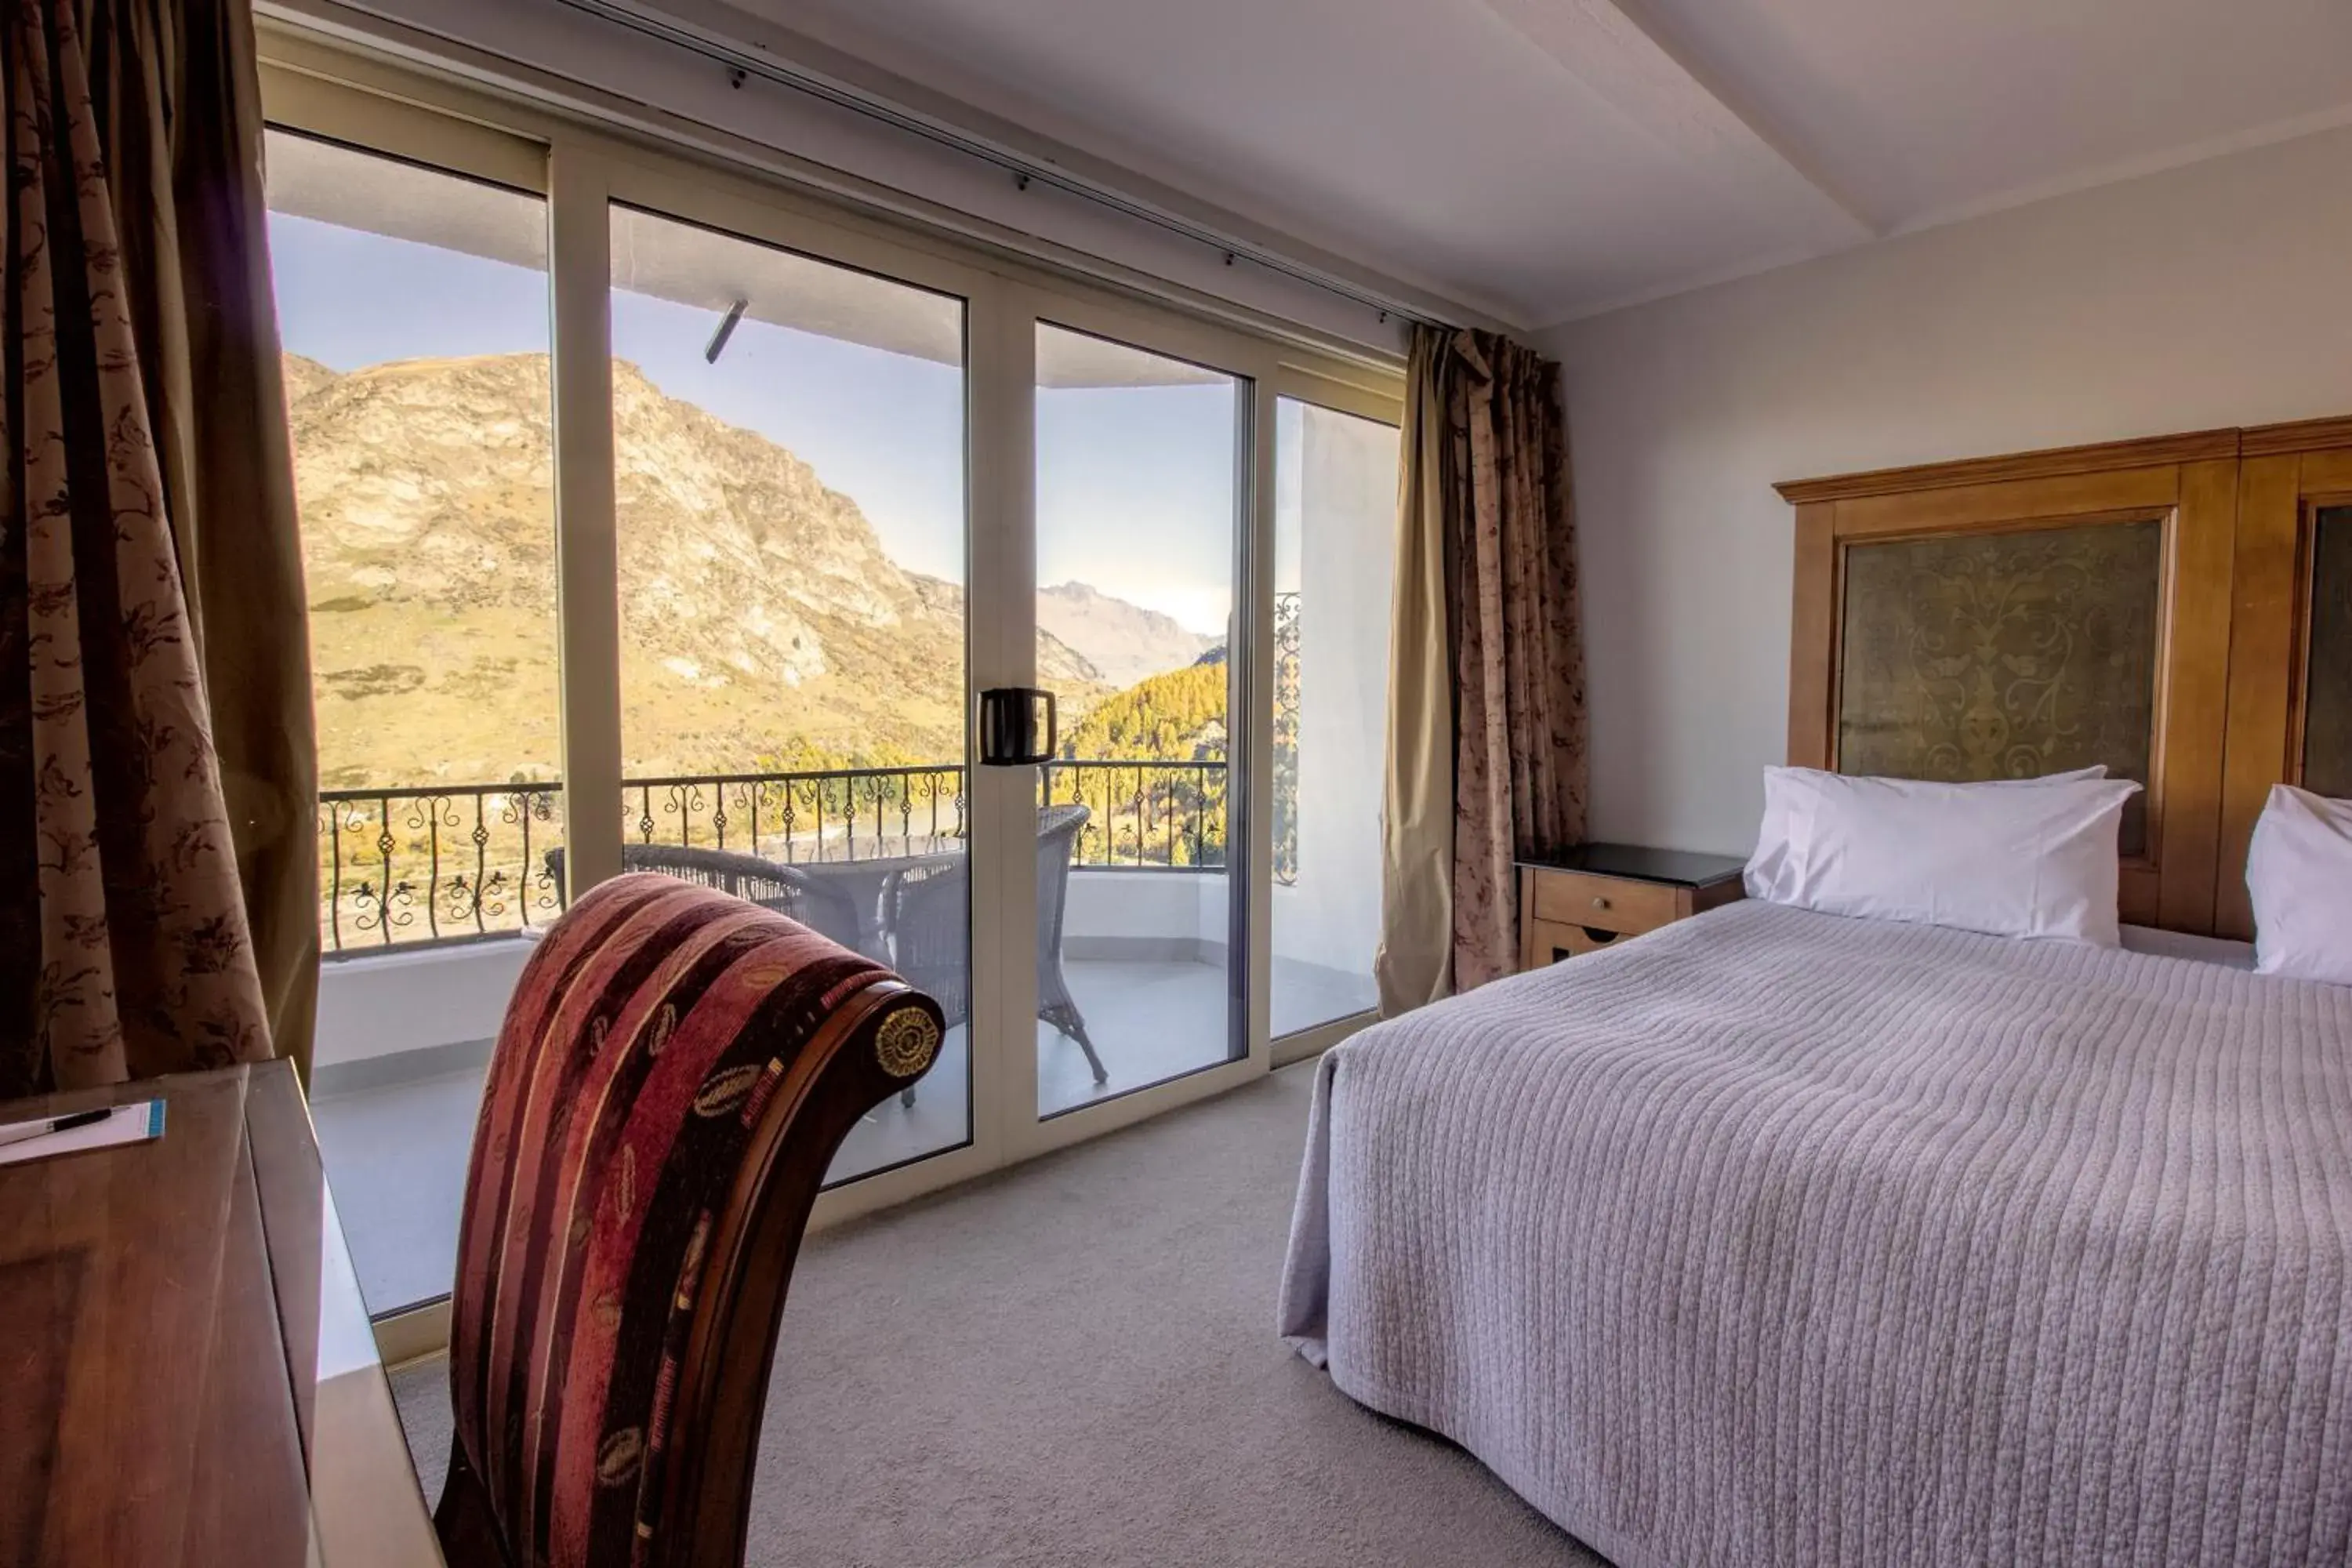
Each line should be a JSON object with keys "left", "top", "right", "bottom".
{"left": 1523, "top": 918, "right": 1639, "bottom": 965}
{"left": 1529, "top": 869, "right": 1678, "bottom": 935}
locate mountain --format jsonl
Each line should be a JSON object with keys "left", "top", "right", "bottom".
{"left": 1052, "top": 661, "right": 1231, "bottom": 867}
{"left": 1059, "top": 662, "right": 1227, "bottom": 762}
{"left": 1036, "top": 581, "right": 1219, "bottom": 689}
{"left": 280, "top": 351, "right": 340, "bottom": 408}
{"left": 289, "top": 352, "right": 1105, "bottom": 786}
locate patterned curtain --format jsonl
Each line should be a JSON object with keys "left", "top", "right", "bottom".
{"left": 1, "top": 0, "right": 307, "bottom": 1096}
{"left": 1377, "top": 325, "right": 1587, "bottom": 1010}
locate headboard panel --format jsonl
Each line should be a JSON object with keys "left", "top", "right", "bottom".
{"left": 1777, "top": 434, "right": 2243, "bottom": 936}
{"left": 2216, "top": 416, "right": 2352, "bottom": 938}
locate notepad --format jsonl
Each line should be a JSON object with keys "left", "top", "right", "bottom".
{"left": 0, "top": 1098, "right": 165, "bottom": 1167}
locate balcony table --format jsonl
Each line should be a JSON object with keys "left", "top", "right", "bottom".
{"left": 0, "top": 1061, "right": 441, "bottom": 1567}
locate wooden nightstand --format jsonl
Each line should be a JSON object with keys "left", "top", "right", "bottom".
{"left": 1516, "top": 843, "right": 1747, "bottom": 970}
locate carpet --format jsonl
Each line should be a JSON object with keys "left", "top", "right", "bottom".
{"left": 389, "top": 1061, "right": 1607, "bottom": 1566}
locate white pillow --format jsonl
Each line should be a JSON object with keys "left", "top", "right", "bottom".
{"left": 2248, "top": 785, "right": 2352, "bottom": 987}
{"left": 1744, "top": 764, "right": 2107, "bottom": 906}
{"left": 1745, "top": 766, "right": 2140, "bottom": 945}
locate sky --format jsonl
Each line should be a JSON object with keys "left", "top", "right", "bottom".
{"left": 268, "top": 209, "right": 1246, "bottom": 637}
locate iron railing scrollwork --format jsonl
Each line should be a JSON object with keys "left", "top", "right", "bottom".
{"left": 1272, "top": 590, "right": 1300, "bottom": 886}
{"left": 624, "top": 765, "right": 969, "bottom": 863}
{"left": 1038, "top": 760, "right": 1229, "bottom": 869}
{"left": 318, "top": 759, "right": 1235, "bottom": 956}
{"left": 318, "top": 783, "right": 567, "bottom": 954}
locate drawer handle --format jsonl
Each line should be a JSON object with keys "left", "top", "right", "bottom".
{"left": 1592, "top": 895, "right": 1610, "bottom": 911}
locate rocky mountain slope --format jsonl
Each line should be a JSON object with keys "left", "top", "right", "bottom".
{"left": 289, "top": 352, "right": 1108, "bottom": 786}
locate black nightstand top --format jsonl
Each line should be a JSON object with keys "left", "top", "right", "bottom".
{"left": 1516, "top": 841, "right": 1747, "bottom": 888}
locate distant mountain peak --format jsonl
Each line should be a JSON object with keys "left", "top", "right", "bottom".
{"left": 1036, "top": 580, "right": 1217, "bottom": 688}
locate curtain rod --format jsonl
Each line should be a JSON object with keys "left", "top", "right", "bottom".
{"left": 546, "top": 0, "right": 1452, "bottom": 332}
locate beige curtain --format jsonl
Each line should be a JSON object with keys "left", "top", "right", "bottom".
{"left": 1374, "top": 332, "right": 1457, "bottom": 1014}
{"left": 1, "top": 0, "right": 314, "bottom": 1098}
{"left": 1375, "top": 325, "right": 1587, "bottom": 1013}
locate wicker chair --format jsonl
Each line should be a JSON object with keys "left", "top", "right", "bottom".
{"left": 434, "top": 873, "right": 943, "bottom": 1568}
{"left": 545, "top": 844, "right": 866, "bottom": 954}
{"left": 884, "top": 803, "right": 1105, "bottom": 1106}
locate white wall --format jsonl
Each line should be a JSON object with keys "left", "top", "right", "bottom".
{"left": 1276, "top": 406, "right": 1396, "bottom": 975}
{"left": 315, "top": 938, "right": 534, "bottom": 1067}
{"left": 1063, "top": 869, "right": 1229, "bottom": 961}
{"left": 1540, "top": 125, "right": 2352, "bottom": 856}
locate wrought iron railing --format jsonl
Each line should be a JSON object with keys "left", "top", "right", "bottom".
{"left": 1272, "top": 590, "right": 1299, "bottom": 886}
{"left": 319, "top": 759, "right": 1235, "bottom": 955}
{"left": 626, "top": 765, "right": 968, "bottom": 863}
{"left": 318, "top": 783, "right": 567, "bottom": 953}
{"left": 1040, "top": 760, "right": 1228, "bottom": 869}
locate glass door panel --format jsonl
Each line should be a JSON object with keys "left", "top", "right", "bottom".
{"left": 608, "top": 205, "right": 972, "bottom": 1182}
{"left": 266, "top": 129, "right": 557, "bottom": 1316}
{"left": 1271, "top": 399, "right": 1399, "bottom": 1035}
{"left": 1033, "top": 323, "right": 1245, "bottom": 1116}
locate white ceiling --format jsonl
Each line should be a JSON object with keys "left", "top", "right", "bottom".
{"left": 733, "top": 0, "right": 2352, "bottom": 329}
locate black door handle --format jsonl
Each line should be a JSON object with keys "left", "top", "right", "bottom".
{"left": 978, "top": 688, "right": 1056, "bottom": 766}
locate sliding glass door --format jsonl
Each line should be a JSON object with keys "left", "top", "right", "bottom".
{"left": 606, "top": 202, "right": 975, "bottom": 1185}
{"left": 1033, "top": 323, "right": 1249, "bottom": 1116}
{"left": 266, "top": 55, "right": 1402, "bottom": 1319}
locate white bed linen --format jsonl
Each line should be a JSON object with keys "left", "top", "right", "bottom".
{"left": 1745, "top": 767, "right": 2139, "bottom": 945}
{"left": 1280, "top": 902, "right": 2352, "bottom": 1568}
{"left": 2118, "top": 924, "right": 2256, "bottom": 969}
{"left": 2248, "top": 785, "right": 2352, "bottom": 986}
{"left": 1746, "top": 765, "right": 2106, "bottom": 906}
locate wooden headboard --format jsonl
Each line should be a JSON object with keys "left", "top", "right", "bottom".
{"left": 1777, "top": 415, "right": 2352, "bottom": 939}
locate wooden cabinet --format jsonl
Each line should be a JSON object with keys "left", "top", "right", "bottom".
{"left": 1516, "top": 844, "right": 1745, "bottom": 971}
{"left": 1527, "top": 867, "right": 1682, "bottom": 933}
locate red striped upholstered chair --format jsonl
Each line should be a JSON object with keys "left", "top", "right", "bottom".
{"left": 434, "top": 873, "right": 943, "bottom": 1568}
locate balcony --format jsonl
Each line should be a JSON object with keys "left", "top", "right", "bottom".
{"left": 309, "top": 759, "right": 1377, "bottom": 1314}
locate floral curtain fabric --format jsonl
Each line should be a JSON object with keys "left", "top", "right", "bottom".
{"left": 1377, "top": 325, "right": 1588, "bottom": 1011}
{"left": 1, "top": 0, "right": 303, "bottom": 1096}
{"left": 1446, "top": 329, "right": 1587, "bottom": 990}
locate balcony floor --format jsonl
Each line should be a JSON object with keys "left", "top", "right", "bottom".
{"left": 312, "top": 955, "right": 1374, "bottom": 1315}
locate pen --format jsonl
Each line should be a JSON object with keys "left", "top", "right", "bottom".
{"left": 0, "top": 1106, "right": 112, "bottom": 1149}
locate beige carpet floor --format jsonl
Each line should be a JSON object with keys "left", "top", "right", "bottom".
{"left": 389, "top": 1061, "right": 1607, "bottom": 1566}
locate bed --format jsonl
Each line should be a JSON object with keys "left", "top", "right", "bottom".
{"left": 1279, "top": 420, "right": 2352, "bottom": 1566}
{"left": 1280, "top": 903, "right": 2352, "bottom": 1566}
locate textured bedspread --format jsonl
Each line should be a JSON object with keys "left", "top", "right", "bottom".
{"left": 1279, "top": 902, "right": 2352, "bottom": 1567}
